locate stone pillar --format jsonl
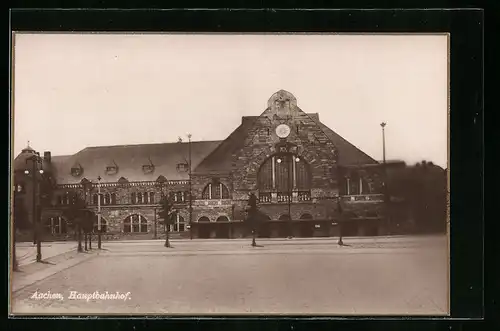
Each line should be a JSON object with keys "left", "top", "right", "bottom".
{"left": 271, "top": 192, "right": 277, "bottom": 203}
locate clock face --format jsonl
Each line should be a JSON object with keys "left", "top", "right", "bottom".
{"left": 276, "top": 124, "right": 291, "bottom": 138}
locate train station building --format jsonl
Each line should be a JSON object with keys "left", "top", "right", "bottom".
{"left": 13, "top": 90, "right": 389, "bottom": 240}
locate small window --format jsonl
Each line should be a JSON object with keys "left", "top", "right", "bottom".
{"left": 106, "top": 166, "right": 118, "bottom": 174}
{"left": 71, "top": 167, "right": 82, "bottom": 177}
{"left": 142, "top": 165, "right": 155, "bottom": 174}
{"left": 111, "top": 193, "right": 117, "bottom": 205}
{"left": 176, "top": 163, "right": 188, "bottom": 172}
{"left": 131, "top": 192, "right": 136, "bottom": 204}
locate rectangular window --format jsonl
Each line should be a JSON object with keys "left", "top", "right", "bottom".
{"left": 213, "top": 184, "right": 221, "bottom": 199}
{"left": 149, "top": 192, "right": 155, "bottom": 204}
{"left": 111, "top": 193, "right": 117, "bottom": 205}
{"left": 131, "top": 193, "right": 136, "bottom": 204}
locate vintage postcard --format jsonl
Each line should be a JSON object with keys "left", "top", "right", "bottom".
{"left": 10, "top": 33, "right": 449, "bottom": 315}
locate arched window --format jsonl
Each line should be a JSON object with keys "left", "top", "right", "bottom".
{"left": 198, "top": 216, "right": 210, "bottom": 222}
{"left": 144, "top": 192, "right": 149, "bottom": 204}
{"left": 202, "top": 182, "right": 230, "bottom": 200}
{"left": 104, "top": 193, "right": 111, "bottom": 205}
{"left": 149, "top": 192, "right": 155, "bottom": 204}
{"left": 300, "top": 213, "right": 313, "bottom": 220}
{"left": 279, "top": 214, "right": 291, "bottom": 221}
{"left": 131, "top": 192, "right": 136, "bottom": 204}
{"left": 216, "top": 216, "right": 230, "bottom": 222}
{"left": 173, "top": 215, "right": 186, "bottom": 232}
{"left": 45, "top": 216, "right": 67, "bottom": 235}
{"left": 111, "top": 193, "right": 117, "bottom": 205}
{"left": 258, "top": 154, "right": 311, "bottom": 192}
{"left": 92, "top": 194, "right": 98, "bottom": 205}
{"left": 93, "top": 218, "right": 108, "bottom": 233}
{"left": 123, "top": 214, "right": 148, "bottom": 233}
{"left": 137, "top": 192, "right": 143, "bottom": 204}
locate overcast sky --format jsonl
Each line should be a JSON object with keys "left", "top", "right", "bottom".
{"left": 13, "top": 33, "right": 448, "bottom": 168}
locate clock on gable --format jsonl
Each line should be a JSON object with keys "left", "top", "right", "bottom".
{"left": 275, "top": 124, "right": 291, "bottom": 138}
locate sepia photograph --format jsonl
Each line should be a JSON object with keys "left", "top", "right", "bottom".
{"left": 10, "top": 33, "right": 449, "bottom": 315}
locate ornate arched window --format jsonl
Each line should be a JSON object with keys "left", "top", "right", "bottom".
{"left": 258, "top": 154, "right": 311, "bottom": 192}
{"left": 202, "top": 182, "right": 230, "bottom": 199}
{"left": 123, "top": 214, "right": 148, "bottom": 233}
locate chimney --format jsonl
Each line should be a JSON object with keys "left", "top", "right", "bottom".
{"left": 44, "top": 151, "right": 51, "bottom": 163}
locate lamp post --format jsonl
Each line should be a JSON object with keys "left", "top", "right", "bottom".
{"left": 97, "top": 175, "right": 102, "bottom": 249}
{"left": 187, "top": 133, "right": 193, "bottom": 240}
{"left": 24, "top": 154, "right": 45, "bottom": 262}
{"left": 380, "top": 122, "right": 389, "bottom": 233}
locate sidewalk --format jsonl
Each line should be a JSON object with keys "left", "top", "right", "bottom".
{"left": 11, "top": 249, "right": 98, "bottom": 293}
{"left": 16, "top": 241, "right": 78, "bottom": 267}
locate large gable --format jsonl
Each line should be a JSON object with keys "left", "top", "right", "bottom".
{"left": 194, "top": 111, "right": 377, "bottom": 175}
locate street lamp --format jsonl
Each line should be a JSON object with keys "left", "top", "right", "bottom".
{"left": 187, "top": 133, "right": 193, "bottom": 240}
{"left": 97, "top": 175, "right": 102, "bottom": 249}
{"left": 178, "top": 133, "right": 193, "bottom": 240}
{"left": 24, "top": 154, "right": 45, "bottom": 262}
{"left": 380, "top": 122, "right": 389, "bottom": 233}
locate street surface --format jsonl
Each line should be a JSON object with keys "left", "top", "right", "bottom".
{"left": 11, "top": 236, "right": 449, "bottom": 315}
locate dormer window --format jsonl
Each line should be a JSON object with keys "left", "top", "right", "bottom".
{"left": 176, "top": 162, "right": 188, "bottom": 172}
{"left": 142, "top": 164, "right": 155, "bottom": 174}
{"left": 105, "top": 160, "right": 119, "bottom": 175}
{"left": 143, "top": 157, "right": 155, "bottom": 174}
{"left": 106, "top": 166, "right": 117, "bottom": 173}
{"left": 71, "top": 162, "right": 83, "bottom": 177}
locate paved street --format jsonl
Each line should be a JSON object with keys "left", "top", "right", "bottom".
{"left": 10, "top": 235, "right": 449, "bottom": 315}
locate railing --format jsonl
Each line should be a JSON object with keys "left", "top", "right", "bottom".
{"left": 259, "top": 192, "right": 272, "bottom": 203}
{"left": 341, "top": 194, "right": 384, "bottom": 203}
{"left": 277, "top": 192, "right": 291, "bottom": 203}
{"left": 297, "top": 191, "right": 311, "bottom": 202}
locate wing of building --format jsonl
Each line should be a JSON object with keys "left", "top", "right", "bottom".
{"left": 14, "top": 90, "right": 396, "bottom": 240}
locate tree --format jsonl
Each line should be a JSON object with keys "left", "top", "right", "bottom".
{"left": 158, "top": 195, "right": 176, "bottom": 248}
{"left": 12, "top": 195, "right": 30, "bottom": 271}
{"left": 245, "top": 193, "right": 259, "bottom": 247}
{"left": 62, "top": 194, "right": 93, "bottom": 253}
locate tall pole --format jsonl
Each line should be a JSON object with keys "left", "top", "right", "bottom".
{"left": 154, "top": 207, "right": 157, "bottom": 239}
{"left": 26, "top": 155, "right": 43, "bottom": 262}
{"left": 97, "top": 175, "right": 102, "bottom": 249}
{"left": 33, "top": 157, "right": 42, "bottom": 262}
{"left": 188, "top": 133, "right": 193, "bottom": 240}
{"left": 381, "top": 122, "right": 389, "bottom": 233}
{"left": 288, "top": 154, "right": 292, "bottom": 238}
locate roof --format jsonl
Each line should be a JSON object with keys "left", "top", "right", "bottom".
{"left": 50, "top": 141, "right": 221, "bottom": 185}
{"left": 193, "top": 117, "right": 256, "bottom": 174}
{"left": 194, "top": 114, "right": 378, "bottom": 174}
{"left": 316, "top": 122, "right": 378, "bottom": 166}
